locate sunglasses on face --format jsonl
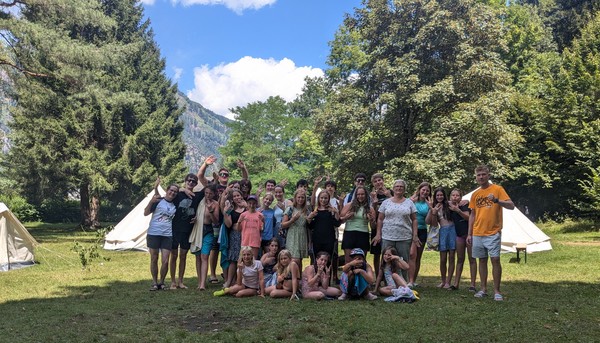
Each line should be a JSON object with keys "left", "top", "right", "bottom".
{"left": 219, "top": 173, "right": 229, "bottom": 177}
{"left": 356, "top": 178, "right": 366, "bottom": 183}
{"left": 186, "top": 179, "right": 198, "bottom": 184}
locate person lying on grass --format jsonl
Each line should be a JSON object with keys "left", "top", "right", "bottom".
{"left": 338, "top": 248, "right": 377, "bottom": 300}
{"left": 374, "top": 246, "right": 409, "bottom": 296}
{"left": 265, "top": 249, "right": 300, "bottom": 300}
{"left": 213, "top": 246, "right": 265, "bottom": 298}
{"left": 301, "top": 251, "right": 342, "bottom": 300}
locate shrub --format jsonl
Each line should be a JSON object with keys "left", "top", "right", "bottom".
{"left": 0, "top": 194, "right": 41, "bottom": 222}
{"left": 39, "top": 199, "right": 81, "bottom": 223}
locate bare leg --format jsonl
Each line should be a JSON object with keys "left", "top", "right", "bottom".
{"left": 490, "top": 256, "right": 502, "bottom": 294}
{"left": 446, "top": 250, "right": 455, "bottom": 287}
{"left": 269, "top": 289, "right": 292, "bottom": 298}
{"left": 169, "top": 249, "right": 178, "bottom": 288}
{"left": 252, "top": 247, "right": 259, "bottom": 260}
{"left": 324, "top": 287, "right": 341, "bottom": 297}
{"left": 478, "top": 257, "right": 488, "bottom": 293}
{"left": 454, "top": 238, "right": 466, "bottom": 288}
{"left": 303, "top": 291, "right": 325, "bottom": 300}
{"left": 195, "top": 255, "right": 203, "bottom": 289}
{"left": 209, "top": 249, "right": 219, "bottom": 280}
{"left": 344, "top": 249, "right": 352, "bottom": 264}
{"left": 159, "top": 248, "right": 171, "bottom": 285}
{"left": 177, "top": 248, "right": 188, "bottom": 288}
{"left": 225, "top": 262, "right": 236, "bottom": 287}
{"left": 439, "top": 251, "right": 448, "bottom": 287}
{"left": 149, "top": 248, "right": 160, "bottom": 285}
{"left": 409, "top": 243, "right": 424, "bottom": 284}
{"left": 372, "top": 253, "right": 381, "bottom": 279}
{"left": 467, "top": 244, "right": 477, "bottom": 288}
{"left": 392, "top": 273, "right": 408, "bottom": 288}
{"left": 199, "top": 254, "right": 209, "bottom": 290}
{"left": 235, "top": 288, "right": 259, "bottom": 298}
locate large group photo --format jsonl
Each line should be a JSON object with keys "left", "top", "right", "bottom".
{"left": 1, "top": 0, "right": 599, "bottom": 342}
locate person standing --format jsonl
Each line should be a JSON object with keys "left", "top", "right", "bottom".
{"left": 373, "top": 179, "right": 418, "bottom": 281}
{"left": 169, "top": 174, "right": 205, "bottom": 290}
{"left": 467, "top": 165, "right": 514, "bottom": 301}
{"left": 144, "top": 179, "right": 179, "bottom": 291}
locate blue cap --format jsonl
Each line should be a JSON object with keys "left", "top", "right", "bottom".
{"left": 350, "top": 248, "right": 365, "bottom": 257}
{"left": 247, "top": 195, "right": 258, "bottom": 202}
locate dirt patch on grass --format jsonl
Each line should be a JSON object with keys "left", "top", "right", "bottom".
{"left": 179, "top": 311, "right": 256, "bottom": 333}
{"left": 562, "top": 241, "right": 600, "bottom": 246}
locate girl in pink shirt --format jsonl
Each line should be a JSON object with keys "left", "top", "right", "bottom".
{"left": 239, "top": 195, "right": 264, "bottom": 258}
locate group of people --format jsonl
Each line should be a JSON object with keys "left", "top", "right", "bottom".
{"left": 144, "top": 159, "right": 514, "bottom": 302}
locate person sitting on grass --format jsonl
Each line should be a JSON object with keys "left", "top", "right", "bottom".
{"left": 338, "top": 248, "right": 377, "bottom": 301}
{"left": 213, "top": 246, "right": 265, "bottom": 298}
{"left": 301, "top": 251, "right": 342, "bottom": 300}
{"left": 144, "top": 178, "right": 178, "bottom": 291}
{"left": 261, "top": 238, "right": 280, "bottom": 288}
{"left": 265, "top": 249, "right": 300, "bottom": 300}
{"left": 374, "top": 246, "right": 409, "bottom": 296}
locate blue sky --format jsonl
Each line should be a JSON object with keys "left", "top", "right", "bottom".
{"left": 140, "top": 0, "right": 362, "bottom": 118}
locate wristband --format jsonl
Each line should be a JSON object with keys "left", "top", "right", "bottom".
{"left": 493, "top": 198, "right": 499, "bottom": 203}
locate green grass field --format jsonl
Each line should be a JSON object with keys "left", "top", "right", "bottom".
{"left": 1, "top": 220, "right": 599, "bottom": 342}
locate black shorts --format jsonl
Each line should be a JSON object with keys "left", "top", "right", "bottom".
{"left": 341, "top": 231, "right": 370, "bottom": 252}
{"left": 418, "top": 229, "right": 428, "bottom": 245}
{"left": 172, "top": 230, "right": 191, "bottom": 250}
{"left": 370, "top": 227, "right": 381, "bottom": 255}
{"left": 147, "top": 234, "right": 172, "bottom": 250}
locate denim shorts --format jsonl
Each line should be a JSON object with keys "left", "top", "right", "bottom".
{"left": 439, "top": 224, "right": 457, "bottom": 252}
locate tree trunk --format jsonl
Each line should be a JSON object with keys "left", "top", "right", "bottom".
{"left": 80, "top": 182, "right": 100, "bottom": 228}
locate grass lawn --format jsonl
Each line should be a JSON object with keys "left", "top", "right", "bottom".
{"left": 1, "top": 220, "right": 599, "bottom": 342}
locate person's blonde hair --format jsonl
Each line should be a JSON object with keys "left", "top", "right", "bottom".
{"left": 275, "top": 249, "right": 292, "bottom": 277}
{"left": 239, "top": 246, "right": 254, "bottom": 265}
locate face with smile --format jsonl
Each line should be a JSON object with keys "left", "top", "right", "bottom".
{"left": 435, "top": 190, "right": 445, "bottom": 204}
{"left": 262, "top": 194, "right": 274, "bottom": 208}
{"left": 242, "top": 250, "right": 253, "bottom": 264}
{"left": 419, "top": 185, "right": 430, "bottom": 200}
{"left": 318, "top": 192, "right": 330, "bottom": 207}
{"left": 274, "top": 186, "right": 284, "bottom": 201}
{"left": 218, "top": 170, "right": 229, "bottom": 185}
{"left": 355, "top": 187, "right": 367, "bottom": 204}
{"left": 165, "top": 186, "right": 178, "bottom": 201}
{"left": 232, "top": 191, "right": 244, "bottom": 206}
{"left": 372, "top": 177, "right": 384, "bottom": 190}
{"left": 265, "top": 182, "right": 276, "bottom": 193}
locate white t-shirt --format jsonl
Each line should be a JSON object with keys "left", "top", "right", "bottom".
{"left": 378, "top": 198, "right": 416, "bottom": 241}
{"left": 242, "top": 260, "right": 264, "bottom": 289}
{"left": 147, "top": 199, "right": 176, "bottom": 237}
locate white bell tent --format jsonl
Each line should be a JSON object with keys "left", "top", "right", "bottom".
{"left": 0, "top": 202, "right": 39, "bottom": 271}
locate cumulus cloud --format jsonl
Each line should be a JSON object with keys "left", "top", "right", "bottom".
{"left": 172, "top": 67, "right": 183, "bottom": 82}
{"left": 187, "top": 56, "right": 323, "bottom": 119}
{"left": 172, "top": 0, "right": 277, "bottom": 14}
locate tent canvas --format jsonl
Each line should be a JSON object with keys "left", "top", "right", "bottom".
{"left": 463, "top": 188, "right": 552, "bottom": 253}
{"left": 104, "top": 186, "right": 166, "bottom": 251}
{"left": 0, "top": 202, "right": 39, "bottom": 271}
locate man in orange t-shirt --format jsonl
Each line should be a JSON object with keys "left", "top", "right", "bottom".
{"left": 467, "top": 165, "right": 514, "bottom": 301}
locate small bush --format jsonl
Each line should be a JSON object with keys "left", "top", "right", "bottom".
{"left": 0, "top": 194, "right": 41, "bottom": 222}
{"left": 39, "top": 199, "right": 80, "bottom": 223}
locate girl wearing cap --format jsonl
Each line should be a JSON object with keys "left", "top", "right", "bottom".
{"left": 338, "top": 248, "right": 377, "bottom": 300}
{"left": 239, "top": 195, "right": 264, "bottom": 259}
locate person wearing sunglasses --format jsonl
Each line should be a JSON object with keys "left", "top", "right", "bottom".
{"left": 342, "top": 173, "right": 368, "bottom": 207}
{"left": 169, "top": 173, "right": 205, "bottom": 290}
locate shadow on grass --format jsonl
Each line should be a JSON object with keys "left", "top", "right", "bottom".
{"left": 557, "top": 221, "right": 599, "bottom": 234}
{"left": 0, "top": 278, "right": 598, "bottom": 342}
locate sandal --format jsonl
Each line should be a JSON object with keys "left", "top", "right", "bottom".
{"left": 474, "top": 290, "right": 488, "bottom": 298}
{"left": 468, "top": 286, "right": 477, "bottom": 292}
{"left": 157, "top": 283, "right": 166, "bottom": 291}
{"left": 447, "top": 285, "right": 458, "bottom": 291}
{"left": 494, "top": 293, "right": 504, "bottom": 301}
{"left": 209, "top": 277, "right": 219, "bottom": 284}
{"left": 149, "top": 284, "right": 159, "bottom": 291}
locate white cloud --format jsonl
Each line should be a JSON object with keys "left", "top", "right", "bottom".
{"left": 172, "top": 67, "right": 183, "bottom": 82}
{"left": 172, "top": 0, "right": 276, "bottom": 14}
{"left": 187, "top": 56, "right": 323, "bottom": 119}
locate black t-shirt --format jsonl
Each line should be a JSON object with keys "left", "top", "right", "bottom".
{"left": 450, "top": 204, "right": 471, "bottom": 237}
{"left": 172, "top": 190, "right": 205, "bottom": 233}
{"left": 309, "top": 210, "right": 341, "bottom": 245}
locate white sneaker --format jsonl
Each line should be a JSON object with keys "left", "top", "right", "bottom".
{"left": 365, "top": 292, "right": 378, "bottom": 301}
{"left": 338, "top": 293, "right": 347, "bottom": 301}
